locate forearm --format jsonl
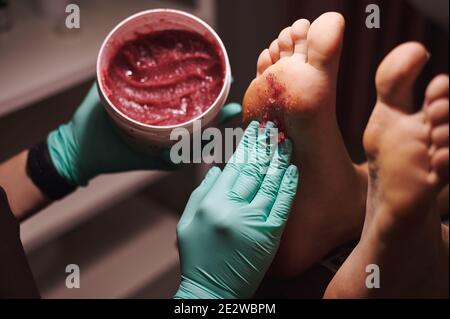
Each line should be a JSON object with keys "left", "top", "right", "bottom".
{"left": 0, "top": 151, "right": 51, "bottom": 221}
{"left": 0, "top": 187, "right": 40, "bottom": 298}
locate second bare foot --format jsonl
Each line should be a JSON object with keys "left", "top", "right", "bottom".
{"left": 325, "top": 43, "right": 449, "bottom": 298}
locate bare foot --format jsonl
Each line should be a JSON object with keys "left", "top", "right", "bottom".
{"left": 325, "top": 43, "right": 449, "bottom": 298}
{"left": 243, "top": 13, "right": 367, "bottom": 276}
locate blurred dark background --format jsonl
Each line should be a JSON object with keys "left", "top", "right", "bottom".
{"left": 0, "top": 0, "right": 448, "bottom": 298}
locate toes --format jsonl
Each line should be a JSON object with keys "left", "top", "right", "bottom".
{"left": 427, "top": 99, "right": 449, "bottom": 126}
{"left": 376, "top": 42, "right": 430, "bottom": 113}
{"left": 307, "top": 12, "right": 345, "bottom": 72}
{"left": 257, "top": 49, "right": 273, "bottom": 76}
{"left": 269, "top": 39, "right": 280, "bottom": 64}
{"left": 278, "top": 27, "right": 294, "bottom": 58}
{"left": 425, "top": 74, "right": 449, "bottom": 106}
{"left": 425, "top": 76, "right": 449, "bottom": 186}
{"left": 291, "top": 19, "right": 310, "bottom": 61}
{"left": 431, "top": 125, "right": 449, "bottom": 148}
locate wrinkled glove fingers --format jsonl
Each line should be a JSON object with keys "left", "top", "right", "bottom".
{"left": 267, "top": 165, "right": 299, "bottom": 232}
{"left": 213, "top": 121, "right": 260, "bottom": 191}
{"left": 229, "top": 122, "right": 277, "bottom": 201}
{"left": 251, "top": 139, "right": 292, "bottom": 217}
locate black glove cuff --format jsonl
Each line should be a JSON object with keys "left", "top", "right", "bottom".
{"left": 27, "top": 140, "right": 77, "bottom": 200}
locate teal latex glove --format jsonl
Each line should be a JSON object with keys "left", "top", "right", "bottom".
{"left": 175, "top": 121, "right": 299, "bottom": 299}
{"left": 47, "top": 84, "right": 241, "bottom": 186}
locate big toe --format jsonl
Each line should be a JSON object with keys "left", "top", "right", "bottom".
{"left": 376, "top": 42, "right": 430, "bottom": 112}
{"left": 307, "top": 12, "right": 345, "bottom": 72}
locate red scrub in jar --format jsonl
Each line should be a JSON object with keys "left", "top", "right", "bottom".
{"left": 103, "top": 29, "right": 225, "bottom": 126}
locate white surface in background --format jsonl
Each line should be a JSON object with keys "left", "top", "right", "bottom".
{"left": 0, "top": 0, "right": 215, "bottom": 117}
{"left": 21, "top": 171, "right": 167, "bottom": 252}
{"left": 42, "top": 203, "right": 179, "bottom": 299}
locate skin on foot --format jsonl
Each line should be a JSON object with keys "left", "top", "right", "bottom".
{"left": 243, "top": 12, "right": 367, "bottom": 276}
{"left": 325, "top": 43, "right": 449, "bottom": 298}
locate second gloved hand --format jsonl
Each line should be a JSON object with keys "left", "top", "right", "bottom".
{"left": 175, "top": 121, "right": 299, "bottom": 299}
{"left": 47, "top": 84, "right": 241, "bottom": 186}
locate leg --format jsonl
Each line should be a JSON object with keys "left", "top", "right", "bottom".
{"left": 325, "top": 43, "right": 449, "bottom": 298}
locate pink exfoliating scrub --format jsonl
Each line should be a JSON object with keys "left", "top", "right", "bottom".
{"left": 260, "top": 73, "right": 288, "bottom": 143}
{"left": 103, "top": 29, "right": 225, "bottom": 126}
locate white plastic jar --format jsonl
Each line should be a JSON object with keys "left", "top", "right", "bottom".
{"left": 96, "top": 9, "right": 231, "bottom": 151}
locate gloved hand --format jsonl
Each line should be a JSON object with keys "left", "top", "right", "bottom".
{"left": 47, "top": 84, "right": 241, "bottom": 186}
{"left": 175, "top": 121, "right": 299, "bottom": 299}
